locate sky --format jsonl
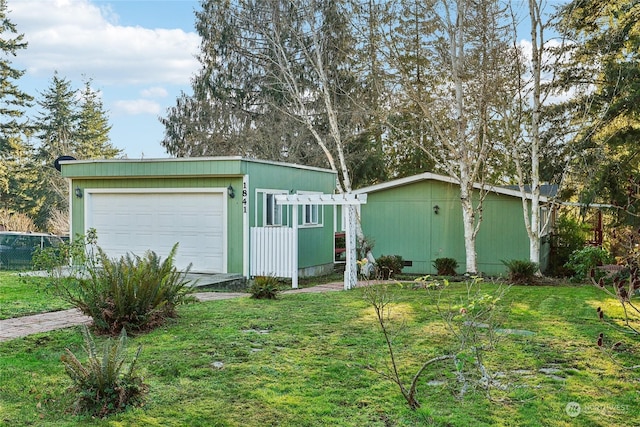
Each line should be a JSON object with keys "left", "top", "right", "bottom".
{"left": 9, "top": 0, "right": 202, "bottom": 159}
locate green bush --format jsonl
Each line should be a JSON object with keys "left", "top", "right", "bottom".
{"left": 548, "top": 215, "right": 590, "bottom": 276}
{"left": 376, "top": 255, "right": 404, "bottom": 279}
{"left": 432, "top": 257, "right": 458, "bottom": 276}
{"left": 61, "top": 325, "right": 147, "bottom": 417}
{"left": 41, "top": 234, "right": 193, "bottom": 335}
{"left": 249, "top": 275, "right": 281, "bottom": 299}
{"left": 565, "top": 246, "right": 614, "bottom": 281}
{"left": 502, "top": 259, "right": 538, "bottom": 284}
{"left": 86, "top": 244, "right": 192, "bottom": 334}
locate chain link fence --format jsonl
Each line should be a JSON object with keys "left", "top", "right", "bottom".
{"left": 0, "top": 233, "right": 64, "bottom": 270}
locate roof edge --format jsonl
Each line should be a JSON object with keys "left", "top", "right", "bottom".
{"left": 60, "top": 156, "right": 337, "bottom": 175}
{"left": 354, "top": 172, "right": 549, "bottom": 202}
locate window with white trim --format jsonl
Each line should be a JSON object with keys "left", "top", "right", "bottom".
{"left": 261, "top": 191, "right": 288, "bottom": 226}
{"left": 266, "top": 193, "right": 282, "bottom": 226}
{"left": 304, "top": 203, "right": 319, "bottom": 225}
{"left": 299, "top": 191, "right": 322, "bottom": 226}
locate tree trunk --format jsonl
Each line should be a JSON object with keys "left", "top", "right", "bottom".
{"left": 460, "top": 184, "right": 478, "bottom": 274}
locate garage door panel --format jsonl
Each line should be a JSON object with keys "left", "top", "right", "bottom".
{"left": 86, "top": 192, "right": 225, "bottom": 272}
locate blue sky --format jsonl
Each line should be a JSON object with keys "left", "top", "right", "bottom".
{"left": 10, "top": 0, "right": 202, "bottom": 159}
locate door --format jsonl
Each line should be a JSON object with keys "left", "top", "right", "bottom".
{"left": 85, "top": 190, "right": 226, "bottom": 272}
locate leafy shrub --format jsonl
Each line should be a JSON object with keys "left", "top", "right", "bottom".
{"left": 548, "top": 215, "right": 590, "bottom": 276}
{"left": 433, "top": 257, "right": 458, "bottom": 276}
{"left": 502, "top": 259, "right": 538, "bottom": 284}
{"left": 38, "top": 232, "right": 193, "bottom": 335}
{"left": 376, "top": 255, "right": 404, "bottom": 279}
{"left": 565, "top": 246, "right": 613, "bottom": 281}
{"left": 61, "top": 325, "right": 147, "bottom": 417}
{"left": 249, "top": 275, "right": 280, "bottom": 299}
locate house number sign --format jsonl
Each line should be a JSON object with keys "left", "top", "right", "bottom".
{"left": 242, "top": 182, "right": 248, "bottom": 213}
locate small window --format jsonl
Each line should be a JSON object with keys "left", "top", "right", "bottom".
{"left": 304, "top": 203, "right": 319, "bottom": 225}
{"left": 265, "top": 193, "right": 284, "bottom": 226}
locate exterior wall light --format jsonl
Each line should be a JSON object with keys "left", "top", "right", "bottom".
{"left": 433, "top": 205, "right": 440, "bottom": 215}
{"left": 75, "top": 187, "right": 83, "bottom": 198}
{"left": 227, "top": 184, "right": 235, "bottom": 198}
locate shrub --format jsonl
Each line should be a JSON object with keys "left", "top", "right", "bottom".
{"left": 376, "top": 255, "right": 404, "bottom": 279}
{"left": 565, "top": 246, "right": 613, "bottom": 281}
{"left": 548, "top": 215, "right": 590, "bottom": 276}
{"left": 502, "top": 259, "right": 538, "bottom": 284}
{"left": 249, "top": 275, "right": 280, "bottom": 299}
{"left": 38, "top": 233, "right": 193, "bottom": 335}
{"left": 433, "top": 257, "right": 458, "bottom": 276}
{"left": 83, "top": 244, "right": 193, "bottom": 334}
{"left": 61, "top": 325, "right": 147, "bottom": 417}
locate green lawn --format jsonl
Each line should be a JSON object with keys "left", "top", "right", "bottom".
{"left": 0, "top": 272, "right": 70, "bottom": 319}
{"left": 0, "top": 273, "right": 639, "bottom": 426}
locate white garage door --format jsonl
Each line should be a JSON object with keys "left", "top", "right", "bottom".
{"left": 85, "top": 190, "right": 226, "bottom": 272}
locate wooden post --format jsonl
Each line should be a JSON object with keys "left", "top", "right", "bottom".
{"left": 274, "top": 193, "right": 366, "bottom": 290}
{"left": 292, "top": 205, "right": 299, "bottom": 289}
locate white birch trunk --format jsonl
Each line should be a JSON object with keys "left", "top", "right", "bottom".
{"left": 451, "top": 0, "right": 478, "bottom": 275}
{"left": 460, "top": 183, "right": 479, "bottom": 274}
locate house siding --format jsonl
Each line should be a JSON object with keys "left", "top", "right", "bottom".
{"left": 360, "top": 179, "right": 534, "bottom": 276}
{"left": 63, "top": 158, "right": 337, "bottom": 276}
{"left": 242, "top": 161, "right": 336, "bottom": 273}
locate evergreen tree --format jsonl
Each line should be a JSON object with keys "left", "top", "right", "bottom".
{"left": 160, "top": 0, "right": 310, "bottom": 161}
{"left": 554, "top": 0, "right": 640, "bottom": 213}
{"left": 161, "top": 0, "right": 387, "bottom": 188}
{"left": 0, "top": 0, "right": 34, "bottom": 214}
{"left": 33, "top": 73, "right": 118, "bottom": 231}
{"left": 75, "top": 79, "right": 119, "bottom": 159}
{"left": 35, "top": 72, "right": 78, "bottom": 162}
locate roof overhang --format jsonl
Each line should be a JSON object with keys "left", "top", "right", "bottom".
{"left": 353, "top": 172, "right": 549, "bottom": 202}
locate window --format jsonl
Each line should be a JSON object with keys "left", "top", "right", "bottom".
{"left": 304, "top": 203, "right": 319, "bottom": 225}
{"left": 299, "top": 191, "right": 322, "bottom": 226}
{"left": 266, "top": 193, "right": 282, "bottom": 226}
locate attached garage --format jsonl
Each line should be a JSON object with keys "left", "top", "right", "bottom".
{"left": 86, "top": 189, "right": 226, "bottom": 272}
{"left": 61, "top": 157, "right": 338, "bottom": 278}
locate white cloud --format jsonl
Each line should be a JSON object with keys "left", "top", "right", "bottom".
{"left": 9, "top": 0, "right": 200, "bottom": 86}
{"left": 140, "top": 86, "right": 169, "bottom": 98}
{"left": 114, "top": 99, "right": 161, "bottom": 115}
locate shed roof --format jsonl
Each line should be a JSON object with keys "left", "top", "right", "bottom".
{"left": 353, "top": 172, "right": 549, "bottom": 202}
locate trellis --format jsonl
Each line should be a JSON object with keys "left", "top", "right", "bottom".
{"left": 275, "top": 193, "right": 367, "bottom": 290}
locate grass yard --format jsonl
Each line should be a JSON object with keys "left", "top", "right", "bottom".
{"left": 0, "top": 273, "right": 70, "bottom": 319}
{"left": 1, "top": 272, "right": 639, "bottom": 426}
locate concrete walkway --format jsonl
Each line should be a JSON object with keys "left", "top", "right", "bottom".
{"left": 0, "top": 282, "right": 347, "bottom": 342}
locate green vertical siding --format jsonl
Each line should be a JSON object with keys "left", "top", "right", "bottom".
{"left": 64, "top": 158, "right": 337, "bottom": 275}
{"left": 361, "top": 180, "right": 535, "bottom": 276}
{"left": 243, "top": 161, "right": 336, "bottom": 270}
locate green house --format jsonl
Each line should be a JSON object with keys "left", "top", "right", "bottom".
{"left": 61, "top": 157, "right": 338, "bottom": 279}
{"left": 354, "top": 173, "right": 552, "bottom": 276}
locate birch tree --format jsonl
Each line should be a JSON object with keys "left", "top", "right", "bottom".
{"left": 387, "top": 0, "right": 516, "bottom": 274}
{"left": 161, "top": 0, "right": 388, "bottom": 188}
{"left": 501, "top": 0, "right": 558, "bottom": 268}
